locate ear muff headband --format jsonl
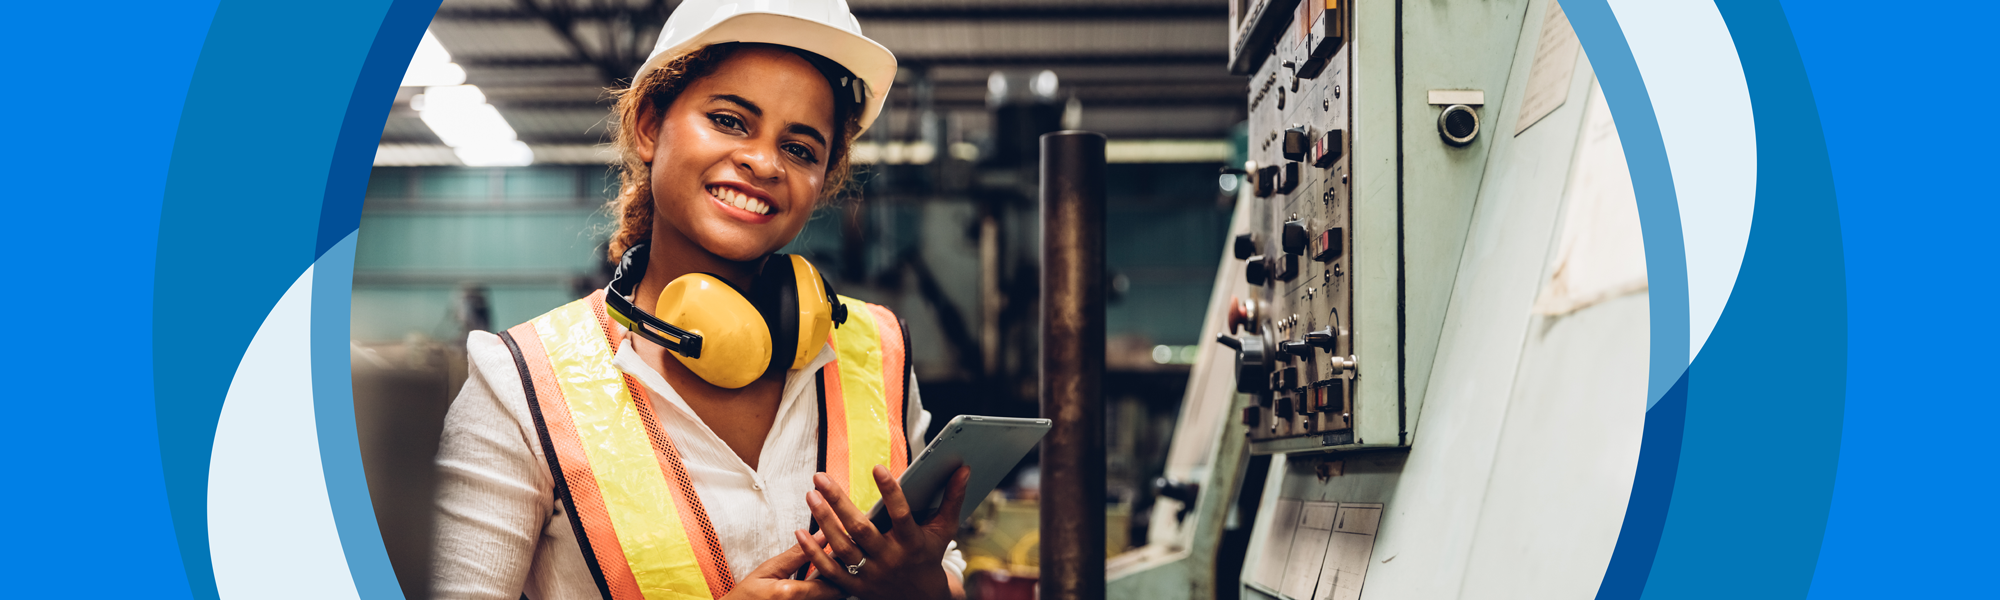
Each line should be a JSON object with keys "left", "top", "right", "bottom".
{"left": 748, "top": 255, "right": 801, "bottom": 380}
{"left": 604, "top": 245, "right": 705, "bottom": 358}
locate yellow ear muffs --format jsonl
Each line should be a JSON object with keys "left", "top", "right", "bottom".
{"left": 602, "top": 244, "right": 842, "bottom": 389}
{"left": 788, "top": 255, "right": 836, "bottom": 370}
{"left": 747, "top": 254, "right": 839, "bottom": 379}
{"left": 654, "top": 274, "right": 772, "bottom": 389}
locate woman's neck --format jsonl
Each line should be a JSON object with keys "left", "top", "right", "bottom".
{"left": 633, "top": 225, "right": 766, "bottom": 313}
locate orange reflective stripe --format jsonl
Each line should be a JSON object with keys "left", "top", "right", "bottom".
{"left": 590, "top": 297, "right": 734, "bottom": 598}
{"left": 506, "top": 320, "right": 646, "bottom": 600}
{"left": 512, "top": 293, "right": 730, "bottom": 600}
{"left": 820, "top": 342, "right": 853, "bottom": 495}
{"left": 864, "top": 303, "right": 910, "bottom": 474}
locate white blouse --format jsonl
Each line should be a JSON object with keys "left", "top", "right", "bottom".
{"left": 432, "top": 327, "right": 963, "bottom": 600}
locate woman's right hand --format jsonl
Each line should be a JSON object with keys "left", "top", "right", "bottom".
{"left": 725, "top": 542, "right": 846, "bottom": 600}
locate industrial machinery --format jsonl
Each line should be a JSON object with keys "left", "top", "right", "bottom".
{"left": 1109, "top": 1, "right": 1650, "bottom": 599}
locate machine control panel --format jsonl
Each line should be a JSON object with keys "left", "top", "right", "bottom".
{"left": 1216, "top": 0, "right": 1359, "bottom": 446}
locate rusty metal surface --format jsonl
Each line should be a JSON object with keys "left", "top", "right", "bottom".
{"left": 1038, "top": 130, "right": 1109, "bottom": 600}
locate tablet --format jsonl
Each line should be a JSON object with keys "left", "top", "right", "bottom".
{"left": 865, "top": 414, "right": 1051, "bottom": 532}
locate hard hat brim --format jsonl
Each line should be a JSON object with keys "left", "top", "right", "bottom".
{"left": 634, "top": 12, "right": 898, "bottom": 133}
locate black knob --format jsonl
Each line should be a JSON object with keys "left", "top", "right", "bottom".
{"left": 1439, "top": 104, "right": 1479, "bottom": 147}
{"left": 1278, "top": 339, "right": 1311, "bottom": 358}
{"left": 1215, "top": 332, "right": 1274, "bottom": 394}
{"left": 1245, "top": 254, "right": 1269, "bottom": 286}
{"left": 1273, "top": 254, "right": 1300, "bottom": 282}
{"left": 1282, "top": 220, "right": 1309, "bottom": 255}
{"left": 1255, "top": 165, "right": 1278, "bottom": 197}
{"left": 1275, "top": 395, "right": 1295, "bottom": 419}
{"left": 1282, "top": 126, "right": 1310, "bottom": 162}
{"left": 1305, "top": 326, "right": 1337, "bottom": 348}
{"left": 1233, "top": 232, "right": 1259, "bottom": 260}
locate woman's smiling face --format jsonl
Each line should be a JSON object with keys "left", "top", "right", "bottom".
{"left": 640, "top": 46, "right": 837, "bottom": 263}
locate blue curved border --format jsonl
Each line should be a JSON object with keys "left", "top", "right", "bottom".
{"left": 313, "top": 0, "right": 442, "bottom": 597}
{"left": 1563, "top": 0, "right": 1691, "bottom": 412}
{"left": 152, "top": 1, "right": 437, "bottom": 598}
{"left": 1568, "top": 1, "right": 1848, "bottom": 598}
{"left": 51, "top": 0, "right": 1857, "bottom": 598}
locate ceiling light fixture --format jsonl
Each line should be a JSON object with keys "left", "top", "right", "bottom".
{"left": 401, "top": 30, "right": 466, "bottom": 87}
{"left": 403, "top": 30, "right": 532, "bottom": 167}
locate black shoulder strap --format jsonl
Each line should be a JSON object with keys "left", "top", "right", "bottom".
{"left": 897, "top": 315, "right": 913, "bottom": 441}
{"left": 815, "top": 366, "right": 830, "bottom": 475}
{"left": 500, "top": 330, "right": 614, "bottom": 600}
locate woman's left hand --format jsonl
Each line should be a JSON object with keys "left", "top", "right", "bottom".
{"left": 794, "top": 464, "right": 969, "bottom": 600}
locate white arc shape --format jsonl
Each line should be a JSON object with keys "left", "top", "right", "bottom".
{"left": 208, "top": 265, "right": 362, "bottom": 600}
{"left": 1609, "top": 0, "right": 1758, "bottom": 363}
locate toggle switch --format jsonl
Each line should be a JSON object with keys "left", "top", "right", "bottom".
{"left": 1311, "top": 129, "right": 1344, "bottom": 168}
{"left": 1305, "top": 326, "right": 1338, "bottom": 349}
{"left": 1313, "top": 227, "right": 1344, "bottom": 261}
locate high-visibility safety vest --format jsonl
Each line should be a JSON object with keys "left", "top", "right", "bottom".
{"left": 497, "top": 290, "right": 912, "bottom": 600}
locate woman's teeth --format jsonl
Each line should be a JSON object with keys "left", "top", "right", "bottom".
{"left": 708, "top": 186, "right": 772, "bottom": 215}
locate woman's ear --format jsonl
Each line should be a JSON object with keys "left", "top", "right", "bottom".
{"left": 634, "top": 99, "right": 663, "bottom": 164}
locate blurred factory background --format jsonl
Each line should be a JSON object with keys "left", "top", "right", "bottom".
{"left": 353, "top": 1, "right": 1246, "bottom": 597}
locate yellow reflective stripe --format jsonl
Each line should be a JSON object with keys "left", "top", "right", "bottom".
{"left": 535, "top": 301, "right": 712, "bottom": 600}
{"left": 832, "top": 296, "right": 894, "bottom": 510}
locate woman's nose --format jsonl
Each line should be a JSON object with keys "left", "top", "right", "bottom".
{"left": 736, "top": 145, "right": 781, "bottom": 182}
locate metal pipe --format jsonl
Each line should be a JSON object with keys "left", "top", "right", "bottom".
{"left": 1038, "top": 130, "right": 1107, "bottom": 600}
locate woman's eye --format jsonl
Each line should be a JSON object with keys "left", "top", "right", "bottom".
{"left": 784, "top": 143, "right": 818, "bottom": 164}
{"left": 709, "top": 113, "right": 744, "bottom": 132}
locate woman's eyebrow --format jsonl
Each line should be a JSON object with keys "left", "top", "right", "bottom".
{"left": 786, "top": 123, "right": 828, "bottom": 147}
{"left": 709, "top": 94, "right": 761, "bottom": 116}
{"left": 710, "top": 94, "right": 825, "bottom": 145}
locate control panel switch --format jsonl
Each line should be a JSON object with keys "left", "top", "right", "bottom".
{"left": 1282, "top": 220, "right": 1310, "bottom": 255}
{"left": 1305, "top": 326, "right": 1338, "bottom": 349}
{"left": 1254, "top": 164, "right": 1278, "bottom": 197}
{"left": 1245, "top": 255, "right": 1270, "bottom": 286}
{"left": 1282, "top": 126, "right": 1311, "bottom": 162}
{"left": 1233, "top": 232, "right": 1259, "bottom": 260}
{"left": 1276, "top": 161, "right": 1301, "bottom": 194}
{"left": 1216, "top": 332, "right": 1275, "bottom": 394}
{"left": 1296, "top": 2, "right": 1344, "bottom": 78}
{"left": 1313, "top": 227, "right": 1344, "bottom": 261}
{"left": 1311, "top": 129, "right": 1344, "bottom": 168}
{"left": 1273, "top": 254, "right": 1300, "bottom": 282}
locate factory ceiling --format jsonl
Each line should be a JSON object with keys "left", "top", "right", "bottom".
{"left": 378, "top": 0, "right": 1247, "bottom": 166}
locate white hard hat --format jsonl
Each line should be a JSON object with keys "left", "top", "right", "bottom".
{"left": 638, "top": 0, "right": 897, "bottom": 133}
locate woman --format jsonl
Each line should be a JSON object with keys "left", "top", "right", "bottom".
{"left": 430, "top": 2, "right": 967, "bottom": 599}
